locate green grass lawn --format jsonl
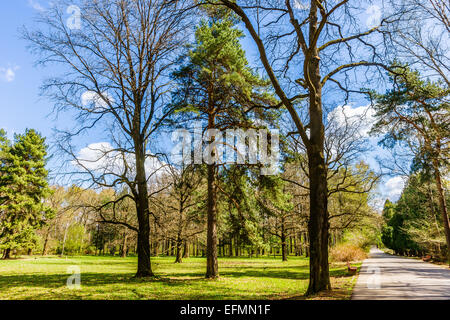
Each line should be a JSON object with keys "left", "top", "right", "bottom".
{"left": 0, "top": 255, "right": 360, "bottom": 300}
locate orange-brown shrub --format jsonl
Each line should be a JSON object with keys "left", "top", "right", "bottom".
{"left": 330, "top": 243, "right": 368, "bottom": 262}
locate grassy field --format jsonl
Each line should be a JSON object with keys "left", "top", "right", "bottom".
{"left": 0, "top": 255, "right": 360, "bottom": 300}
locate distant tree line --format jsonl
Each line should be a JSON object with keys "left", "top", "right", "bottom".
{"left": 5, "top": 158, "right": 378, "bottom": 263}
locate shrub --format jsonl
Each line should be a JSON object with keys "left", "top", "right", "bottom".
{"left": 330, "top": 243, "right": 368, "bottom": 262}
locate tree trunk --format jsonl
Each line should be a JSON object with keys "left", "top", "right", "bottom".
{"left": 281, "top": 235, "right": 288, "bottom": 262}
{"left": 134, "top": 139, "right": 154, "bottom": 277}
{"left": 170, "top": 241, "right": 175, "bottom": 256}
{"left": 175, "top": 235, "right": 183, "bottom": 263}
{"left": 290, "top": 236, "right": 293, "bottom": 254}
{"left": 206, "top": 163, "right": 219, "bottom": 278}
{"left": 281, "top": 218, "right": 288, "bottom": 262}
{"left": 433, "top": 159, "right": 450, "bottom": 266}
{"left": 306, "top": 3, "right": 331, "bottom": 294}
{"left": 2, "top": 248, "right": 11, "bottom": 259}
{"left": 183, "top": 240, "right": 189, "bottom": 258}
{"left": 307, "top": 145, "right": 331, "bottom": 294}
{"left": 42, "top": 229, "right": 50, "bottom": 256}
{"left": 61, "top": 224, "right": 69, "bottom": 256}
{"left": 121, "top": 231, "right": 128, "bottom": 258}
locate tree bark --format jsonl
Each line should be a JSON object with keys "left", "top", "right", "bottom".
{"left": 281, "top": 218, "right": 288, "bottom": 262}
{"left": 121, "top": 231, "right": 128, "bottom": 258}
{"left": 2, "top": 248, "right": 11, "bottom": 259}
{"left": 307, "top": 147, "right": 331, "bottom": 294}
{"left": 205, "top": 95, "right": 219, "bottom": 278}
{"left": 206, "top": 163, "right": 219, "bottom": 278}
{"left": 134, "top": 139, "right": 154, "bottom": 277}
{"left": 42, "top": 229, "right": 50, "bottom": 256}
{"left": 306, "top": 3, "right": 331, "bottom": 293}
{"left": 175, "top": 235, "right": 183, "bottom": 263}
{"left": 281, "top": 235, "right": 288, "bottom": 262}
{"left": 183, "top": 240, "right": 189, "bottom": 258}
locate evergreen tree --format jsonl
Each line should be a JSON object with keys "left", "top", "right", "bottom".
{"left": 372, "top": 65, "right": 450, "bottom": 265}
{"left": 381, "top": 173, "right": 449, "bottom": 258}
{"left": 0, "top": 129, "right": 54, "bottom": 259}
{"left": 170, "top": 13, "right": 275, "bottom": 278}
{"left": 219, "top": 166, "right": 266, "bottom": 257}
{"left": 257, "top": 175, "right": 295, "bottom": 261}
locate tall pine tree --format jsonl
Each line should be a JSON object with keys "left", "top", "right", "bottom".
{"left": 170, "top": 13, "right": 275, "bottom": 278}
{"left": 0, "top": 129, "right": 54, "bottom": 259}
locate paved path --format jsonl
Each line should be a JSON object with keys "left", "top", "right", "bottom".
{"left": 352, "top": 247, "right": 450, "bottom": 300}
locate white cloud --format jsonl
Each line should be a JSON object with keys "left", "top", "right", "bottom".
{"left": 81, "top": 91, "right": 114, "bottom": 109}
{"left": 0, "top": 66, "right": 19, "bottom": 82}
{"left": 384, "top": 176, "right": 405, "bottom": 201}
{"left": 293, "top": 0, "right": 310, "bottom": 10}
{"left": 75, "top": 142, "right": 169, "bottom": 182}
{"left": 328, "top": 104, "right": 376, "bottom": 137}
{"left": 28, "top": 0, "right": 45, "bottom": 12}
{"left": 77, "top": 142, "right": 117, "bottom": 172}
{"left": 370, "top": 176, "right": 406, "bottom": 213}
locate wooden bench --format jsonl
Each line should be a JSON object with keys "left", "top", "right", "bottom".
{"left": 422, "top": 255, "right": 432, "bottom": 262}
{"left": 347, "top": 262, "right": 357, "bottom": 274}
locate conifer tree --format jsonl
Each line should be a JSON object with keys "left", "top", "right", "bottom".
{"left": 170, "top": 13, "right": 275, "bottom": 278}
{"left": 0, "top": 129, "right": 54, "bottom": 259}
{"left": 372, "top": 66, "right": 450, "bottom": 265}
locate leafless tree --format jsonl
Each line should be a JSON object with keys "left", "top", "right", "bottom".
{"left": 196, "top": 0, "right": 402, "bottom": 294}
{"left": 387, "top": 0, "right": 449, "bottom": 86}
{"left": 285, "top": 107, "right": 380, "bottom": 243}
{"left": 24, "top": 0, "right": 193, "bottom": 277}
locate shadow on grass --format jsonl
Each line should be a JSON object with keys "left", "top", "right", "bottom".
{"left": 0, "top": 272, "right": 289, "bottom": 300}
{"left": 0, "top": 272, "right": 135, "bottom": 289}
{"left": 0, "top": 264, "right": 352, "bottom": 290}
{"left": 154, "top": 265, "right": 350, "bottom": 281}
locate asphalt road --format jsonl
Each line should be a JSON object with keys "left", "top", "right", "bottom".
{"left": 351, "top": 247, "right": 450, "bottom": 300}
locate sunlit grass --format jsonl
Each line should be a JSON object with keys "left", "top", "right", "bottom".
{"left": 0, "top": 255, "right": 360, "bottom": 300}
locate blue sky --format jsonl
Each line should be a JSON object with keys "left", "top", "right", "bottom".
{"left": 0, "top": 1, "right": 53, "bottom": 139}
{"left": 0, "top": 1, "right": 407, "bottom": 210}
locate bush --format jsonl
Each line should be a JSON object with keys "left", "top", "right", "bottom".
{"left": 330, "top": 243, "right": 368, "bottom": 262}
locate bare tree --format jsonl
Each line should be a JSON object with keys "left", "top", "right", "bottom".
{"left": 285, "top": 106, "right": 380, "bottom": 251}
{"left": 200, "top": 0, "right": 400, "bottom": 294}
{"left": 387, "top": 0, "right": 449, "bottom": 86}
{"left": 24, "top": 0, "right": 192, "bottom": 277}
